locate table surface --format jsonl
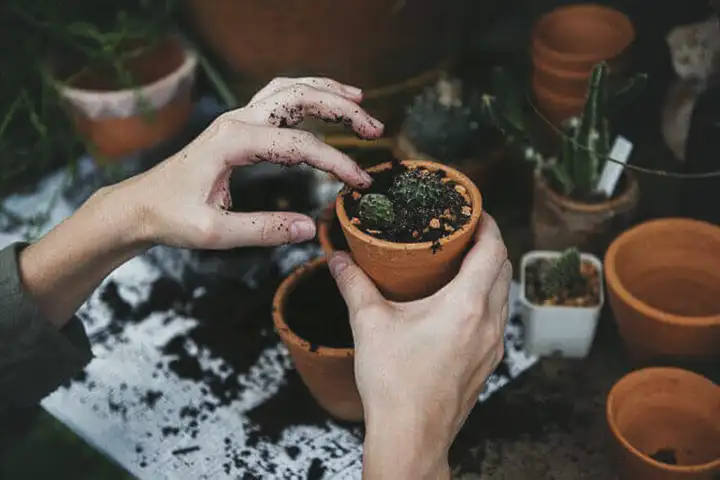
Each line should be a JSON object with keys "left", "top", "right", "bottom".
{"left": 0, "top": 151, "right": 537, "bottom": 480}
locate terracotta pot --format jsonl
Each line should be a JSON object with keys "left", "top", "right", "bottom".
{"left": 531, "top": 170, "right": 639, "bottom": 255}
{"left": 336, "top": 160, "right": 483, "bottom": 302}
{"left": 604, "top": 218, "right": 720, "bottom": 362}
{"left": 532, "top": 62, "right": 592, "bottom": 101}
{"left": 186, "top": 0, "right": 469, "bottom": 90}
{"left": 532, "top": 82, "right": 587, "bottom": 127}
{"left": 317, "top": 205, "right": 338, "bottom": 257}
{"left": 606, "top": 367, "right": 720, "bottom": 479}
{"left": 392, "top": 128, "right": 505, "bottom": 189}
{"left": 272, "top": 257, "right": 362, "bottom": 422}
{"left": 59, "top": 37, "right": 197, "bottom": 161}
{"left": 532, "top": 4, "right": 635, "bottom": 73}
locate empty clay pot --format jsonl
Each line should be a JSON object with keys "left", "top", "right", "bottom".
{"left": 58, "top": 37, "right": 197, "bottom": 161}
{"left": 606, "top": 367, "right": 720, "bottom": 479}
{"left": 604, "top": 218, "right": 720, "bottom": 362}
{"left": 336, "top": 160, "right": 483, "bottom": 302}
{"left": 532, "top": 4, "right": 635, "bottom": 73}
{"left": 272, "top": 257, "right": 362, "bottom": 422}
{"left": 532, "top": 82, "right": 587, "bottom": 126}
{"left": 532, "top": 62, "right": 593, "bottom": 101}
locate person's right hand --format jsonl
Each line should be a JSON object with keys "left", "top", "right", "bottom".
{"left": 329, "top": 214, "right": 512, "bottom": 480}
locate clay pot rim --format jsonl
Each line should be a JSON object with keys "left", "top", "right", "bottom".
{"left": 604, "top": 217, "right": 720, "bottom": 326}
{"left": 58, "top": 36, "right": 197, "bottom": 98}
{"left": 336, "top": 160, "right": 483, "bottom": 251}
{"left": 535, "top": 170, "right": 639, "bottom": 214}
{"left": 532, "top": 4, "right": 634, "bottom": 62}
{"left": 533, "top": 83, "right": 587, "bottom": 107}
{"left": 606, "top": 367, "right": 720, "bottom": 473}
{"left": 272, "top": 256, "right": 354, "bottom": 358}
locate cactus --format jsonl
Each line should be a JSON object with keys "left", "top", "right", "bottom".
{"left": 480, "top": 62, "right": 647, "bottom": 197}
{"left": 358, "top": 193, "right": 396, "bottom": 229}
{"left": 540, "top": 248, "right": 584, "bottom": 298}
{"left": 403, "top": 75, "right": 491, "bottom": 164}
{"left": 389, "top": 169, "right": 446, "bottom": 211}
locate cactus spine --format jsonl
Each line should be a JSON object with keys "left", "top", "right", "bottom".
{"left": 540, "top": 248, "right": 583, "bottom": 298}
{"left": 389, "top": 169, "right": 446, "bottom": 211}
{"left": 357, "top": 193, "right": 396, "bottom": 229}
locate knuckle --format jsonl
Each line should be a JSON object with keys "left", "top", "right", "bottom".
{"left": 260, "top": 214, "right": 288, "bottom": 244}
{"left": 194, "top": 216, "right": 220, "bottom": 247}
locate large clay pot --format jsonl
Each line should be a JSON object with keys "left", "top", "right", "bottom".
{"left": 604, "top": 218, "right": 720, "bottom": 362}
{"left": 186, "top": 0, "right": 468, "bottom": 91}
{"left": 606, "top": 367, "right": 720, "bottom": 479}
{"left": 531, "top": 4, "right": 634, "bottom": 125}
{"left": 58, "top": 37, "right": 197, "bottom": 162}
{"left": 531, "top": 170, "right": 640, "bottom": 255}
{"left": 532, "top": 4, "right": 634, "bottom": 72}
{"left": 272, "top": 257, "right": 362, "bottom": 422}
{"left": 336, "top": 160, "right": 483, "bottom": 302}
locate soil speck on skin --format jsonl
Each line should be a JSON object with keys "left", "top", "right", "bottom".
{"left": 342, "top": 163, "right": 470, "bottom": 246}
{"left": 650, "top": 448, "right": 678, "bottom": 465}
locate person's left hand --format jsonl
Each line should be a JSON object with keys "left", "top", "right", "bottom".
{"left": 100, "top": 76, "right": 384, "bottom": 250}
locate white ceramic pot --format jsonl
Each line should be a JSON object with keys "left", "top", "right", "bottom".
{"left": 519, "top": 250, "right": 604, "bottom": 358}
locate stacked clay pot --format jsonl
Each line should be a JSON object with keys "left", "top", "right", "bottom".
{"left": 531, "top": 4, "right": 635, "bottom": 126}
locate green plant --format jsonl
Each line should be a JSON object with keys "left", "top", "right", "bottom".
{"left": 540, "top": 248, "right": 583, "bottom": 298}
{"left": 358, "top": 193, "right": 396, "bottom": 229}
{"left": 480, "top": 62, "right": 647, "bottom": 198}
{"left": 389, "top": 169, "right": 446, "bottom": 211}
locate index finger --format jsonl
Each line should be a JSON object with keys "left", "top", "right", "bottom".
{"left": 449, "top": 213, "right": 508, "bottom": 296}
{"left": 205, "top": 121, "right": 373, "bottom": 188}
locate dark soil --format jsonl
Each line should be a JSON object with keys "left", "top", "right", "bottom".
{"left": 283, "top": 265, "right": 352, "bottom": 350}
{"left": 328, "top": 211, "right": 349, "bottom": 251}
{"left": 544, "top": 170, "right": 630, "bottom": 204}
{"left": 342, "top": 162, "right": 470, "bottom": 245}
{"left": 524, "top": 259, "right": 601, "bottom": 307}
{"left": 650, "top": 448, "right": 678, "bottom": 465}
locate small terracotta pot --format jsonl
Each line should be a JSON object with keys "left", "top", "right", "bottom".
{"left": 317, "top": 205, "right": 337, "bottom": 257}
{"left": 532, "top": 82, "right": 587, "bottom": 127}
{"left": 532, "top": 62, "right": 592, "bottom": 101}
{"left": 336, "top": 160, "right": 483, "bottom": 302}
{"left": 59, "top": 37, "right": 197, "bottom": 162}
{"left": 604, "top": 218, "right": 720, "bottom": 362}
{"left": 392, "top": 128, "right": 505, "bottom": 189}
{"left": 606, "top": 367, "right": 720, "bottom": 479}
{"left": 531, "top": 170, "right": 639, "bottom": 255}
{"left": 272, "top": 257, "right": 362, "bottom": 422}
{"left": 532, "top": 4, "right": 635, "bottom": 73}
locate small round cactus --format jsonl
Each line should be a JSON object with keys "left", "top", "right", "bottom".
{"left": 389, "top": 169, "right": 446, "bottom": 211}
{"left": 358, "top": 193, "right": 396, "bottom": 229}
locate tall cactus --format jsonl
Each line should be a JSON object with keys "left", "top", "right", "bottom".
{"left": 550, "top": 62, "right": 611, "bottom": 195}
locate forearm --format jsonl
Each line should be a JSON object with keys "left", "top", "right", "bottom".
{"left": 18, "top": 187, "right": 147, "bottom": 328}
{"left": 363, "top": 410, "right": 451, "bottom": 480}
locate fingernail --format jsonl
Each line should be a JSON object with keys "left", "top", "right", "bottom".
{"left": 290, "top": 221, "right": 316, "bottom": 243}
{"left": 370, "top": 117, "right": 384, "bottom": 130}
{"left": 360, "top": 170, "right": 373, "bottom": 186}
{"left": 328, "top": 252, "right": 349, "bottom": 277}
{"left": 345, "top": 86, "right": 363, "bottom": 96}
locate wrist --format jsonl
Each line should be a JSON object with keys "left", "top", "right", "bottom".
{"left": 363, "top": 408, "right": 451, "bottom": 480}
{"left": 87, "top": 184, "right": 153, "bottom": 252}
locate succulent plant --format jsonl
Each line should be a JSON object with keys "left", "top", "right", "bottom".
{"left": 403, "top": 75, "right": 493, "bottom": 164}
{"left": 389, "top": 169, "right": 446, "bottom": 211}
{"left": 358, "top": 193, "right": 396, "bottom": 229}
{"left": 540, "top": 248, "right": 584, "bottom": 298}
{"left": 481, "top": 62, "right": 648, "bottom": 197}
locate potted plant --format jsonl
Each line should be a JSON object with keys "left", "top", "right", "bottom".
{"left": 272, "top": 257, "right": 362, "bottom": 422}
{"left": 6, "top": 0, "right": 197, "bottom": 163}
{"left": 335, "top": 159, "right": 482, "bottom": 302}
{"left": 606, "top": 367, "right": 720, "bottom": 479}
{"left": 604, "top": 218, "right": 720, "bottom": 363}
{"left": 519, "top": 247, "right": 603, "bottom": 358}
{"left": 393, "top": 75, "right": 505, "bottom": 187}
{"left": 483, "top": 62, "right": 644, "bottom": 255}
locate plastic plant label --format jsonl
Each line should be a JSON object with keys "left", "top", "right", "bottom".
{"left": 597, "top": 136, "right": 633, "bottom": 197}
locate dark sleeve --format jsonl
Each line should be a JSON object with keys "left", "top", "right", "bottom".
{"left": 0, "top": 243, "right": 93, "bottom": 409}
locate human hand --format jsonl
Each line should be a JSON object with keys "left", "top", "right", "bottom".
{"left": 102, "top": 76, "right": 384, "bottom": 250}
{"left": 329, "top": 214, "right": 512, "bottom": 479}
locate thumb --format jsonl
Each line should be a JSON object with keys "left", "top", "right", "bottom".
{"left": 328, "top": 252, "right": 384, "bottom": 320}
